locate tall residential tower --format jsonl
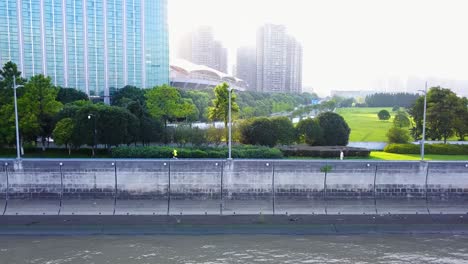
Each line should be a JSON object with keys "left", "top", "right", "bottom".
{"left": 178, "top": 26, "right": 228, "bottom": 73}
{"left": 236, "top": 46, "right": 257, "bottom": 91}
{"left": 0, "top": 0, "right": 169, "bottom": 102}
{"left": 256, "top": 24, "right": 302, "bottom": 93}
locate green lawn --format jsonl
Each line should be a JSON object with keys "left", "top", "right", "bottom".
{"left": 370, "top": 151, "right": 468, "bottom": 161}
{"left": 336, "top": 107, "right": 394, "bottom": 142}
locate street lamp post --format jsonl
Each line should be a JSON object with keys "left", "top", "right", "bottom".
{"left": 12, "top": 78, "right": 24, "bottom": 160}
{"left": 228, "top": 87, "right": 232, "bottom": 160}
{"left": 419, "top": 82, "right": 428, "bottom": 161}
{"left": 88, "top": 114, "right": 97, "bottom": 157}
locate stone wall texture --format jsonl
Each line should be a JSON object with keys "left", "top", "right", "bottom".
{"left": 0, "top": 159, "right": 467, "bottom": 215}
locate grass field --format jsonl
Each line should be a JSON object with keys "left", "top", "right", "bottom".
{"left": 336, "top": 107, "right": 394, "bottom": 142}
{"left": 287, "top": 152, "right": 468, "bottom": 161}
{"left": 370, "top": 152, "right": 468, "bottom": 160}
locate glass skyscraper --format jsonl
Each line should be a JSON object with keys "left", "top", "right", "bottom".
{"left": 0, "top": 0, "right": 169, "bottom": 101}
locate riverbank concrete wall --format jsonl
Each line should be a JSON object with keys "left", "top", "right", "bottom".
{"left": 0, "top": 159, "right": 467, "bottom": 216}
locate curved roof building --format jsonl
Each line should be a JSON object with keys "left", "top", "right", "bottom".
{"left": 170, "top": 59, "right": 246, "bottom": 91}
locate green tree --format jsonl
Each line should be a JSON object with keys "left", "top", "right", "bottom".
{"left": 452, "top": 97, "right": 468, "bottom": 141}
{"left": 73, "top": 104, "right": 139, "bottom": 151}
{"left": 271, "top": 117, "right": 296, "bottom": 145}
{"left": 53, "top": 118, "right": 75, "bottom": 155}
{"left": 146, "top": 85, "right": 193, "bottom": 125}
{"left": 296, "top": 118, "right": 324, "bottom": 146}
{"left": 126, "top": 100, "right": 163, "bottom": 145}
{"left": 56, "top": 87, "right": 88, "bottom": 104}
{"left": 0, "top": 62, "right": 25, "bottom": 146}
{"left": 378, "top": 109, "right": 391, "bottom": 120}
{"left": 18, "top": 74, "right": 63, "bottom": 149}
{"left": 182, "top": 90, "right": 212, "bottom": 121}
{"left": 145, "top": 85, "right": 196, "bottom": 143}
{"left": 208, "top": 82, "right": 239, "bottom": 142}
{"left": 393, "top": 111, "right": 411, "bottom": 128}
{"left": 239, "top": 118, "right": 277, "bottom": 147}
{"left": 317, "top": 112, "right": 351, "bottom": 146}
{"left": 386, "top": 127, "right": 410, "bottom": 144}
{"left": 111, "top": 85, "right": 145, "bottom": 107}
{"left": 410, "top": 87, "right": 463, "bottom": 143}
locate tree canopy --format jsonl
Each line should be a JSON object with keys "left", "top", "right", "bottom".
{"left": 317, "top": 112, "right": 351, "bottom": 146}
{"left": 409, "top": 87, "right": 467, "bottom": 142}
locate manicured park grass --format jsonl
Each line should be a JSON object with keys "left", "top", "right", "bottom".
{"left": 370, "top": 151, "right": 468, "bottom": 161}
{"left": 336, "top": 107, "right": 394, "bottom": 142}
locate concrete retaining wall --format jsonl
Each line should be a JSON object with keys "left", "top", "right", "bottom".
{"left": 0, "top": 159, "right": 467, "bottom": 216}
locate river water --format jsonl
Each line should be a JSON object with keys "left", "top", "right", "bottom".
{"left": 1, "top": 235, "right": 468, "bottom": 263}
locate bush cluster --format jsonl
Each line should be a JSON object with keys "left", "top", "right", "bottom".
{"left": 111, "top": 145, "right": 283, "bottom": 159}
{"left": 384, "top": 143, "right": 468, "bottom": 155}
{"left": 281, "top": 146, "right": 370, "bottom": 158}
{"left": 239, "top": 117, "right": 296, "bottom": 147}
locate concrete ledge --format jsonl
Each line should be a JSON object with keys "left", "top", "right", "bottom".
{"left": 0, "top": 215, "right": 467, "bottom": 235}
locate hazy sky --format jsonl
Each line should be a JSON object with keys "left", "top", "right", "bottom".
{"left": 169, "top": 0, "right": 468, "bottom": 93}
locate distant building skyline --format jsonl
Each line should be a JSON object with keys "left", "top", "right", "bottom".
{"left": 177, "top": 26, "right": 228, "bottom": 73}
{"left": 169, "top": 0, "right": 468, "bottom": 93}
{"left": 0, "top": 0, "right": 169, "bottom": 101}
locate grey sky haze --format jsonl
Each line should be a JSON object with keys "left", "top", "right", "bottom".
{"left": 169, "top": 0, "right": 468, "bottom": 94}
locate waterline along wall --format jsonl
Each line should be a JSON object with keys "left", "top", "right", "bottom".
{"left": 0, "top": 159, "right": 467, "bottom": 216}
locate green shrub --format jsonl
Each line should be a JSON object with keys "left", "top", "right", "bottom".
{"left": 378, "top": 109, "right": 391, "bottom": 120}
{"left": 384, "top": 144, "right": 419, "bottom": 154}
{"left": 296, "top": 118, "right": 324, "bottom": 146}
{"left": 384, "top": 143, "right": 468, "bottom": 155}
{"left": 111, "top": 145, "right": 283, "bottom": 159}
{"left": 386, "top": 127, "right": 410, "bottom": 143}
{"left": 280, "top": 146, "right": 370, "bottom": 158}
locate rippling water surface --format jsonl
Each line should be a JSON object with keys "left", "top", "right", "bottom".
{"left": 1, "top": 235, "right": 468, "bottom": 263}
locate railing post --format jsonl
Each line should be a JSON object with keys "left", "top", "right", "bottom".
{"left": 167, "top": 161, "right": 171, "bottom": 216}
{"left": 425, "top": 162, "right": 430, "bottom": 215}
{"left": 272, "top": 163, "right": 275, "bottom": 215}
{"left": 58, "top": 162, "right": 64, "bottom": 215}
{"left": 323, "top": 163, "right": 328, "bottom": 215}
{"left": 2, "top": 162, "right": 9, "bottom": 216}
{"left": 373, "top": 164, "right": 378, "bottom": 215}
{"left": 113, "top": 162, "right": 117, "bottom": 215}
{"left": 219, "top": 162, "right": 223, "bottom": 215}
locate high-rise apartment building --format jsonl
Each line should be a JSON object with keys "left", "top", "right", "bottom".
{"left": 236, "top": 46, "right": 257, "bottom": 91}
{"left": 256, "top": 24, "right": 302, "bottom": 93}
{"left": 178, "top": 26, "right": 228, "bottom": 73}
{"left": 0, "top": 0, "right": 169, "bottom": 102}
{"left": 286, "top": 37, "right": 303, "bottom": 93}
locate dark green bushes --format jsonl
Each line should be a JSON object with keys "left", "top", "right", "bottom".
{"left": 281, "top": 146, "right": 370, "bottom": 158}
{"left": 384, "top": 143, "right": 468, "bottom": 155}
{"left": 111, "top": 145, "right": 283, "bottom": 159}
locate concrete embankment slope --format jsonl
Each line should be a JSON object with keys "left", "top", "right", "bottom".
{"left": 0, "top": 159, "right": 467, "bottom": 234}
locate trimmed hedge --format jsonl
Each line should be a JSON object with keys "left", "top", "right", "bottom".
{"left": 111, "top": 145, "right": 284, "bottom": 159}
{"left": 280, "top": 145, "right": 370, "bottom": 158}
{"left": 384, "top": 143, "right": 468, "bottom": 155}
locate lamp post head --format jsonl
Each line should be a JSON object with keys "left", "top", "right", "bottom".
{"left": 88, "top": 115, "right": 92, "bottom": 120}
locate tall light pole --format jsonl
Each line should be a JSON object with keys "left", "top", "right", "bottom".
{"left": 418, "top": 82, "right": 428, "bottom": 161}
{"left": 13, "top": 78, "right": 24, "bottom": 160}
{"left": 228, "top": 87, "right": 232, "bottom": 160}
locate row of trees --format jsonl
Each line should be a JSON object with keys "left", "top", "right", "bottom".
{"left": 365, "top": 93, "right": 419, "bottom": 108}
{"left": 0, "top": 61, "right": 317, "bottom": 153}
